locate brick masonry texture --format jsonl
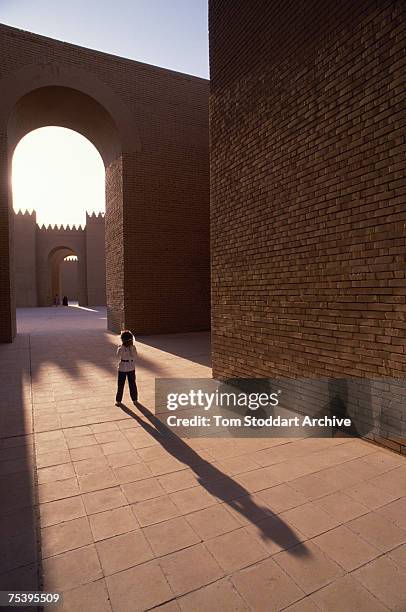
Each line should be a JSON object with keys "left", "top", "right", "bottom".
{"left": 209, "top": 1, "right": 406, "bottom": 450}
{"left": 0, "top": 23, "right": 210, "bottom": 340}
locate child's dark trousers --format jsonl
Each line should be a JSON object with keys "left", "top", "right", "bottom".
{"left": 116, "top": 370, "right": 138, "bottom": 403}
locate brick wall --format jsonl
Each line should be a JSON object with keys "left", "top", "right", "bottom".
{"left": 86, "top": 212, "right": 106, "bottom": 306}
{"left": 0, "top": 133, "right": 15, "bottom": 341}
{"left": 105, "top": 156, "right": 125, "bottom": 331}
{"left": 0, "top": 23, "right": 210, "bottom": 340}
{"left": 209, "top": 1, "right": 406, "bottom": 451}
{"left": 14, "top": 210, "right": 37, "bottom": 306}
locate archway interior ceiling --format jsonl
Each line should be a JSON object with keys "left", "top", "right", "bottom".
{"left": 8, "top": 86, "right": 121, "bottom": 166}
{"left": 49, "top": 247, "right": 77, "bottom": 263}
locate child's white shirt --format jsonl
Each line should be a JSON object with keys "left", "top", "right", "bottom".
{"left": 117, "top": 345, "right": 137, "bottom": 372}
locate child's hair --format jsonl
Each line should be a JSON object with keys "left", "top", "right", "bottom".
{"left": 120, "top": 330, "right": 134, "bottom": 347}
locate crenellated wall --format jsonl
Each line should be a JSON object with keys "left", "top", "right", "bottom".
{"left": 13, "top": 209, "right": 106, "bottom": 307}
{"left": 36, "top": 222, "right": 86, "bottom": 306}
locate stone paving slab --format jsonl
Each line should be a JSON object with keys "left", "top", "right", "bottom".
{"left": 0, "top": 307, "right": 405, "bottom": 610}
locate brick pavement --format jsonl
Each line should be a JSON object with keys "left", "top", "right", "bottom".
{"left": 0, "top": 307, "right": 405, "bottom": 611}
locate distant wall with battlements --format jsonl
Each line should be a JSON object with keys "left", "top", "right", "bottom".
{"left": 13, "top": 209, "right": 106, "bottom": 307}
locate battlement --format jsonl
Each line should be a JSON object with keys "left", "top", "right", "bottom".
{"left": 37, "top": 223, "right": 85, "bottom": 232}
{"left": 86, "top": 211, "right": 105, "bottom": 222}
{"left": 15, "top": 209, "right": 36, "bottom": 220}
{"left": 14, "top": 209, "right": 104, "bottom": 233}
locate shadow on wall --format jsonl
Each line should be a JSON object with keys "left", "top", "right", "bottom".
{"left": 327, "top": 379, "right": 373, "bottom": 438}
{"left": 327, "top": 378, "right": 404, "bottom": 446}
{"left": 243, "top": 377, "right": 395, "bottom": 444}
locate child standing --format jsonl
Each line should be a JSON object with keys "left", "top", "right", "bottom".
{"left": 115, "top": 330, "right": 138, "bottom": 405}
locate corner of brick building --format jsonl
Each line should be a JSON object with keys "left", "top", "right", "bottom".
{"left": 209, "top": 1, "right": 406, "bottom": 450}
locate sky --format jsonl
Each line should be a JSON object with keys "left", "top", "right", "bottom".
{"left": 12, "top": 128, "right": 106, "bottom": 227}
{"left": 2, "top": 0, "right": 208, "bottom": 225}
{"left": 0, "top": 0, "right": 208, "bottom": 77}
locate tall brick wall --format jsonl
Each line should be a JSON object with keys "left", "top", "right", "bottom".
{"left": 0, "top": 23, "right": 210, "bottom": 340}
{"left": 105, "top": 157, "right": 125, "bottom": 331}
{"left": 13, "top": 210, "right": 37, "bottom": 306}
{"left": 0, "top": 132, "right": 15, "bottom": 341}
{"left": 86, "top": 212, "right": 106, "bottom": 306}
{"left": 209, "top": 1, "right": 406, "bottom": 450}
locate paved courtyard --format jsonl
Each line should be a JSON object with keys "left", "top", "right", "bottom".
{"left": 0, "top": 307, "right": 406, "bottom": 611}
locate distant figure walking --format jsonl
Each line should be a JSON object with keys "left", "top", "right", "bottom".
{"left": 54, "top": 294, "right": 60, "bottom": 306}
{"left": 115, "top": 330, "right": 138, "bottom": 406}
{"left": 62, "top": 296, "right": 69, "bottom": 306}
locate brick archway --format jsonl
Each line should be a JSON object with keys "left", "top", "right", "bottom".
{"left": 43, "top": 242, "right": 86, "bottom": 308}
{"left": 1, "top": 67, "right": 131, "bottom": 338}
{"left": 48, "top": 247, "right": 79, "bottom": 307}
{"left": 1, "top": 77, "right": 124, "bottom": 340}
{"left": 0, "top": 25, "right": 210, "bottom": 342}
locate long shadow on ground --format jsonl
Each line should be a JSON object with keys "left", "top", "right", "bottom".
{"left": 0, "top": 336, "right": 40, "bottom": 603}
{"left": 119, "top": 402, "right": 309, "bottom": 557}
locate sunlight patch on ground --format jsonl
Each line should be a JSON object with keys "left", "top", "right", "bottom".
{"left": 69, "top": 304, "right": 100, "bottom": 312}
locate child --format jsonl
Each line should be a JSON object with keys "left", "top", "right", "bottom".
{"left": 115, "top": 330, "right": 138, "bottom": 406}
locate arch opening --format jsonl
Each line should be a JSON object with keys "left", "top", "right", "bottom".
{"left": 12, "top": 126, "right": 105, "bottom": 227}
{"left": 49, "top": 248, "right": 79, "bottom": 306}
{"left": 0, "top": 48, "right": 210, "bottom": 343}
{"left": 12, "top": 126, "right": 107, "bottom": 312}
{"left": 2, "top": 82, "right": 127, "bottom": 336}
